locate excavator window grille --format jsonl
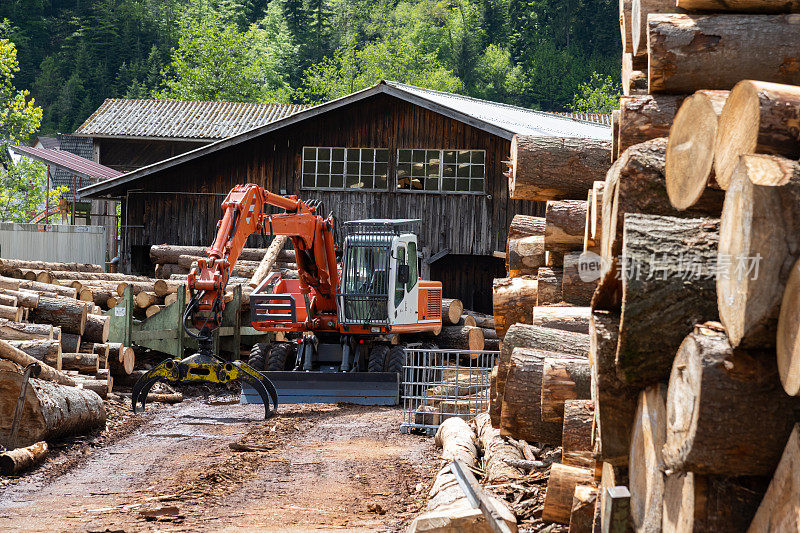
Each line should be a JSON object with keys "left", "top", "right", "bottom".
{"left": 338, "top": 233, "right": 392, "bottom": 324}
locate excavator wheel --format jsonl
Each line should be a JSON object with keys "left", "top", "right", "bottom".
{"left": 248, "top": 343, "right": 269, "bottom": 371}
{"left": 267, "top": 343, "right": 296, "bottom": 371}
{"left": 385, "top": 345, "right": 406, "bottom": 374}
{"left": 367, "top": 344, "right": 390, "bottom": 373}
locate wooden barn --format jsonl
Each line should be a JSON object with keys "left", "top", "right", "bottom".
{"left": 80, "top": 81, "right": 609, "bottom": 312}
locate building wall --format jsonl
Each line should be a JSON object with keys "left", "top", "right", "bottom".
{"left": 0, "top": 223, "right": 106, "bottom": 265}
{"left": 96, "top": 138, "right": 209, "bottom": 172}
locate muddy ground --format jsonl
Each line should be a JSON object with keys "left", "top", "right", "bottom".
{"left": 0, "top": 395, "right": 439, "bottom": 532}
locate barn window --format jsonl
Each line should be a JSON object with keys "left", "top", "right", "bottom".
{"left": 301, "top": 147, "right": 389, "bottom": 190}
{"left": 396, "top": 149, "right": 485, "bottom": 193}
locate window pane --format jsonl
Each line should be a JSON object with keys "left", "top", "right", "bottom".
{"left": 426, "top": 163, "right": 439, "bottom": 178}
{"left": 472, "top": 164, "right": 484, "bottom": 178}
{"left": 302, "top": 159, "right": 315, "bottom": 174}
{"left": 397, "top": 163, "right": 411, "bottom": 189}
{"left": 456, "top": 178, "right": 470, "bottom": 191}
{"left": 361, "top": 149, "right": 374, "bottom": 162}
{"left": 331, "top": 161, "right": 344, "bottom": 175}
{"left": 426, "top": 150, "right": 439, "bottom": 164}
{"left": 360, "top": 175, "right": 374, "bottom": 189}
{"left": 376, "top": 149, "right": 389, "bottom": 162}
{"left": 412, "top": 162, "right": 425, "bottom": 177}
{"left": 375, "top": 173, "right": 387, "bottom": 189}
{"left": 398, "top": 150, "right": 411, "bottom": 163}
{"left": 361, "top": 162, "right": 372, "bottom": 176}
{"left": 318, "top": 147, "right": 330, "bottom": 160}
{"left": 412, "top": 150, "right": 426, "bottom": 164}
{"left": 442, "top": 164, "right": 455, "bottom": 177}
{"left": 425, "top": 177, "right": 439, "bottom": 190}
{"left": 330, "top": 174, "right": 344, "bottom": 188}
{"left": 458, "top": 150, "right": 471, "bottom": 163}
{"left": 407, "top": 241, "right": 418, "bottom": 291}
{"left": 472, "top": 150, "right": 485, "bottom": 163}
{"left": 346, "top": 173, "right": 360, "bottom": 188}
{"left": 442, "top": 177, "right": 456, "bottom": 191}
{"left": 332, "top": 148, "right": 345, "bottom": 161}
{"left": 318, "top": 161, "right": 330, "bottom": 176}
{"left": 411, "top": 177, "right": 423, "bottom": 190}
{"left": 302, "top": 174, "right": 315, "bottom": 188}
{"left": 347, "top": 161, "right": 359, "bottom": 175}
{"left": 303, "top": 147, "right": 315, "bottom": 160}
{"left": 317, "top": 173, "right": 330, "bottom": 188}
{"left": 470, "top": 179, "right": 483, "bottom": 192}
{"left": 443, "top": 150, "right": 456, "bottom": 164}
{"left": 457, "top": 163, "right": 470, "bottom": 177}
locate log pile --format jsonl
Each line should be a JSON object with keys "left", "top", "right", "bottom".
{"left": 478, "top": 9, "right": 800, "bottom": 529}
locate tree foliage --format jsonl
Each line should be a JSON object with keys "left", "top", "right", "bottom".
{"left": 572, "top": 72, "right": 620, "bottom": 113}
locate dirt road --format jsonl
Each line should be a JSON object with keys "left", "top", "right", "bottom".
{"left": 0, "top": 398, "right": 438, "bottom": 532}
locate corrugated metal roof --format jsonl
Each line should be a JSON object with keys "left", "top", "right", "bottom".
{"left": 10, "top": 145, "right": 122, "bottom": 185}
{"left": 34, "top": 136, "right": 59, "bottom": 150}
{"left": 80, "top": 80, "right": 611, "bottom": 198}
{"left": 383, "top": 81, "right": 610, "bottom": 139}
{"left": 551, "top": 112, "right": 612, "bottom": 126}
{"left": 74, "top": 99, "right": 309, "bottom": 140}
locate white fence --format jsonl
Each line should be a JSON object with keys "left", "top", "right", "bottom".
{"left": 0, "top": 223, "right": 106, "bottom": 265}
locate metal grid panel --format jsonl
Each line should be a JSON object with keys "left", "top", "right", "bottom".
{"left": 401, "top": 348, "right": 499, "bottom": 436}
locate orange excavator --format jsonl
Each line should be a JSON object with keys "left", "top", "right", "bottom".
{"left": 132, "top": 184, "right": 443, "bottom": 417}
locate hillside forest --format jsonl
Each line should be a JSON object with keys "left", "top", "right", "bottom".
{"left": 1, "top": 0, "right": 621, "bottom": 136}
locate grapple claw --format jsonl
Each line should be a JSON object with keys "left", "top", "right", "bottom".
{"left": 236, "top": 366, "right": 278, "bottom": 418}
{"left": 131, "top": 359, "right": 181, "bottom": 413}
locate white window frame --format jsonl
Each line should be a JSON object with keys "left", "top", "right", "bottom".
{"left": 395, "top": 148, "right": 486, "bottom": 195}
{"left": 301, "top": 146, "right": 390, "bottom": 191}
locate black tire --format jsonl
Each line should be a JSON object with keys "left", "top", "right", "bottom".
{"left": 368, "top": 344, "right": 390, "bottom": 372}
{"left": 385, "top": 345, "right": 406, "bottom": 374}
{"left": 248, "top": 343, "right": 269, "bottom": 371}
{"left": 268, "top": 343, "right": 295, "bottom": 371}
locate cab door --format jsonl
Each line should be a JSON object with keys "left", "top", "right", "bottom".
{"left": 391, "top": 236, "right": 419, "bottom": 325}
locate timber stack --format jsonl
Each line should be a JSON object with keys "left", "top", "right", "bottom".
{"left": 476, "top": 5, "right": 800, "bottom": 530}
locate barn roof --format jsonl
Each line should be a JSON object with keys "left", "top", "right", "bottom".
{"left": 80, "top": 80, "right": 610, "bottom": 198}
{"left": 74, "top": 99, "right": 309, "bottom": 141}
{"left": 10, "top": 145, "right": 123, "bottom": 181}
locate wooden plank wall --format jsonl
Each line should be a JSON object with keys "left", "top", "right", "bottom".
{"left": 121, "top": 93, "right": 544, "bottom": 280}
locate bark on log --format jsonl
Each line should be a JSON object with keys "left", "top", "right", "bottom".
{"left": 586, "top": 181, "right": 605, "bottom": 254}
{"left": 19, "top": 280, "right": 77, "bottom": 299}
{"left": 622, "top": 52, "right": 647, "bottom": 96}
{"left": 107, "top": 343, "right": 134, "bottom": 375}
{"left": 493, "top": 277, "right": 538, "bottom": 337}
{"left": 0, "top": 293, "right": 16, "bottom": 307}
{"left": 60, "top": 333, "right": 81, "bottom": 354}
{"left": 501, "top": 348, "right": 564, "bottom": 444}
{"left": 0, "top": 304, "right": 22, "bottom": 321}
{"left": 536, "top": 267, "right": 563, "bottom": 306}
{"left": 562, "top": 252, "right": 598, "bottom": 305}
{"left": 0, "top": 319, "right": 52, "bottom": 341}
{"left": 489, "top": 366, "right": 501, "bottom": 427}
{"left": 717, "top": 158, "right": 800, "bottom": 348}
{"left": 632, "top": 0, "right": 684, "bottom": 56}
{"left": 149, "top": 244, "right": 280, "bottom": 264}
{"left": 0, "top": 259, "right": 101, "bottom": 273}
{"left": 649, "top": 14, "right": 800, "bottom": 94}
{"left": 155, "top": 263, "right": 189, "bottom": 278}
{"left": 570, "top": 485, "right": 598, "bottom": 533}
{"left": 591, "top": 311, "right": 637, "bottom": 466}
{"left": 441, "top": 298, "right": 464, "bottom": 325}
{"left": 474, "top": 412, "right": 525, "bottom": 482}
{"left": 60, "top": 352, "right": 99, "bottom": 374}
{"left": 0, "top": 371, "right": 104, "bottom": 448}
{"left": 153, "top": 279, "right": 182, "bottom": 298}
{"left": 533, "top": 306, "right": 590, "bottom": 334}
{"left": 561, "top": 399, "right": 595, "bottom": 470}
{"left": 678, "top": 0, "right": 800, "bottom": 9}
{"left": 7, "top": 339, "right": 61, "bottom": 369}
{"left": 601, "top": 138, "right": 724, "bottom": 261}
{"left": 83, "top": 314, "right": 109, "bottom": 344}
{"left": 430, "top": 326, "right": 484, "bottom": 351}
{"left": 663, "top": 472, "right": 767, "bottom": 532}
{"left": 75, "top": 378, "right": 108, "bottom": 399}
{"left": 715, "top": 80, "right": 800, "bottom": 191}
{"left": 748, "top": 424, "right": 800, "bottom": 532}
{"left": 92, "top": 343, "right": 109, "bottom": 369}
{"left": 620, "top": 0, "right": 633, "bottom": 53}
{"left": 662, "top": 323, "right": 800, "bottom": 475}
{"left": 618, "top": 95, "right": 684, "bottom": 155}
{"left": 545, "top": 200, "right": 587, "bottom": 255}
{"left": 31, "top": 297, "right": 87, "bottom": 335}
{"left": 430, "top": 417, "right": 478, "bottom": 507}
{"left": 543, "top": 463, "right": 595, "bottom": 524}
{"left": 617, "top": 214, "right": 720, "bottom": 385}
{"left": 629, "top": 384, "right": 668, "bottom": 533}
{"left": 0, "top": 339, "right": 73, "bottom": 386}
{"left": 541, "top": 356, "right": 591, "bottom": 423}
{"left": 612, "top": 110, "right": 620, "bottom": 162}
{"left": 507, "top": 217, "right": 546, "bottom": 276}
{"left": 0, "top": 289, "right": 39, "bottom": 309}
{"left": 509, "top": 136, "right": 612, "bottom": 202}
{"left": 778, "top": 257, "right": 800, "bottom": 396}
{"left": 0, "top": 441, "right": 48, "bottom": 475}
{"left": 48, "top": 271, "right": 151, "bottom": 282}
{"left": 248, "top": 235, "right": 289, "bottom": 289}
{"left": 666, "top": 90, "right": 729, "bottom": 210}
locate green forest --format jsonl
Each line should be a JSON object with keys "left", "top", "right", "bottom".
{"left": 1, "top": 0, "right": 621, "bottom": 136}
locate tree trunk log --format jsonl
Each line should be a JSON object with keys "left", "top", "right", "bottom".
{"left": 717, "top": 158, "right": 800, "bottom": 348}
{"left": 618, "top": 95, "right": 684, "bottom": 155}
{"left": 632, "top": 0, "right": 683, "bottom": 56}
{"left": 440, "top": 298, "right": 463, "bottom": 325}
{"left": 620, "top": 0, "right": 633, "bottom": 53}
{"left": 83, "top": 314, "right": 109, "bottom": 344}
{"left": 663, "top": 323, "right": 800, "bottom": 475}
{"left": 0, "top": 441, "right": 48, "bottom": 475}
{"left": 612, "top": 109, "right": 620, "bottom": 162}
{"left": 649, "top": 14, "right": 800, "bottom": 94}
{"left": 622, "top": 53, "right": 647, "bottom": 96}
{"left": 61, "top": 353, "right": 99, "bottom": 374}
{"left": 500, "top": 348, "right": 565, "bottom": 444}
{"left": 6, "top": 339, "right": 61, "bottom": 369}
{"left": 678, "top": 0, "right": 800, "bottom": 9}
{"left": 108, "top": 343, "right": 135, "bottom": 375}
{"left": 0, "top": 304, "right": 22, "bottom": 322}
{"left": 715, "top": 80, "right": 800, "bottom": 192}
{"left": 48, "top": 271, "right": 151, "bottom": 282}
{"left": 602, "top": 137, "right": 724, "bottom": 261}
{"left": 155, "top": 263, "right": 189, "bottom": 278}
{"left": 509, "top": 136, "right": 612, "bottom": 201}
{"left": 0, "top": 259, "right": 101, "bottom": 274}
{"left": 0, "top": 339, "right": 73, "bottom": 386}
{"left": 663, "top": 471, "right": 767, "bottom": 532}
{"left": 629, "top": 384, "right": 668, "bottom": 533}
{"left": 666, "top": 90, "right": 729, "bottom": 210}
{"left": 92, "top": 343, "right": 109, "bottom": 370}
{"left": 0, "top": 289, "right": 39, "bottom": 309}
{"left": 545, "top": 200, "right": 587, "bottom": 255}
{"left": 533, "top": 306, "right": 590, "bottom": 334}
{"left": 247, "top": 235, "right": 289, "bottom": 288}
{"left": 60, "top": 333, "right": 81, "bottom": 354}
{"left": 617, "top": 214, "right": 720, "bottom": 385}
{"left": 75, "top": 378, "right": 109, "bottom": 399}
{"left": 591, "top": 311, "right": 638, "bottom": 466}
{"left": 507, "top": 236, "right": 545, "bottom": 278}
{"left": 31, "top": 297, "right": 87, "bottom": 335}
{"left": 561, "top": 399, "right": 595, "bottom": 470}
{"left": 570, "top": 485, "right": 598, "bottom": 533}
{"left": 562, "top": 252, "right": 598, "bottom": 305}
{"left": 0, "top": 371, "right": 105, "bottom": 448}
{"left": 492, "top": 277, "right": 538, "bottom": 337}
{"left": 474, "top": 412, "right": 525, "bottom": 482}
{"left": 748, "top": 423, "right": 800, "bottom": 532}
{"left": 541, "top": 356, "right": 591, "bottom": 423}
{"left": 489, "top": 366, "right": 500, "bottom": 426}
{"left": 431, "top": 326, "right": 484, "bottom": 351}
{"left": 430, "top": 417, "right": 478, "bottom": 507}
{"left": 18, "top": 280, "right": 77, "bottom": 299}
{"left": 543, "top": 463, "right": 595, "bottom": 524}
{"left": 778, "top": 257, "right": 800, "bottom": 396}
{"left": 536, "top": 267, "right": 563, "bottom": 306}
{"left": 134, "top": 291, "right": 158, "bottom": 309}
{"left": 0, "top": 319, "right": 52, "bottom": 340}
{"left": 149, "top": 244, "right": 281, "bottom": 264}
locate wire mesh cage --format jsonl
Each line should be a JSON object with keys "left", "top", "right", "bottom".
{"left": 401, "top": 348, "right": 499, "bottom": 436}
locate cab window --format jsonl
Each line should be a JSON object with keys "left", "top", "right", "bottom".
{"left": 395, "top": 246, "right": 406, "bottom": 306}
{"left": 406, "top": 241, "right": 418, "bottom": 291}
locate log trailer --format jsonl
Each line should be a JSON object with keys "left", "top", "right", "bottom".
{"left": 132, "top": 184, "right": 443, "bottom": 416}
